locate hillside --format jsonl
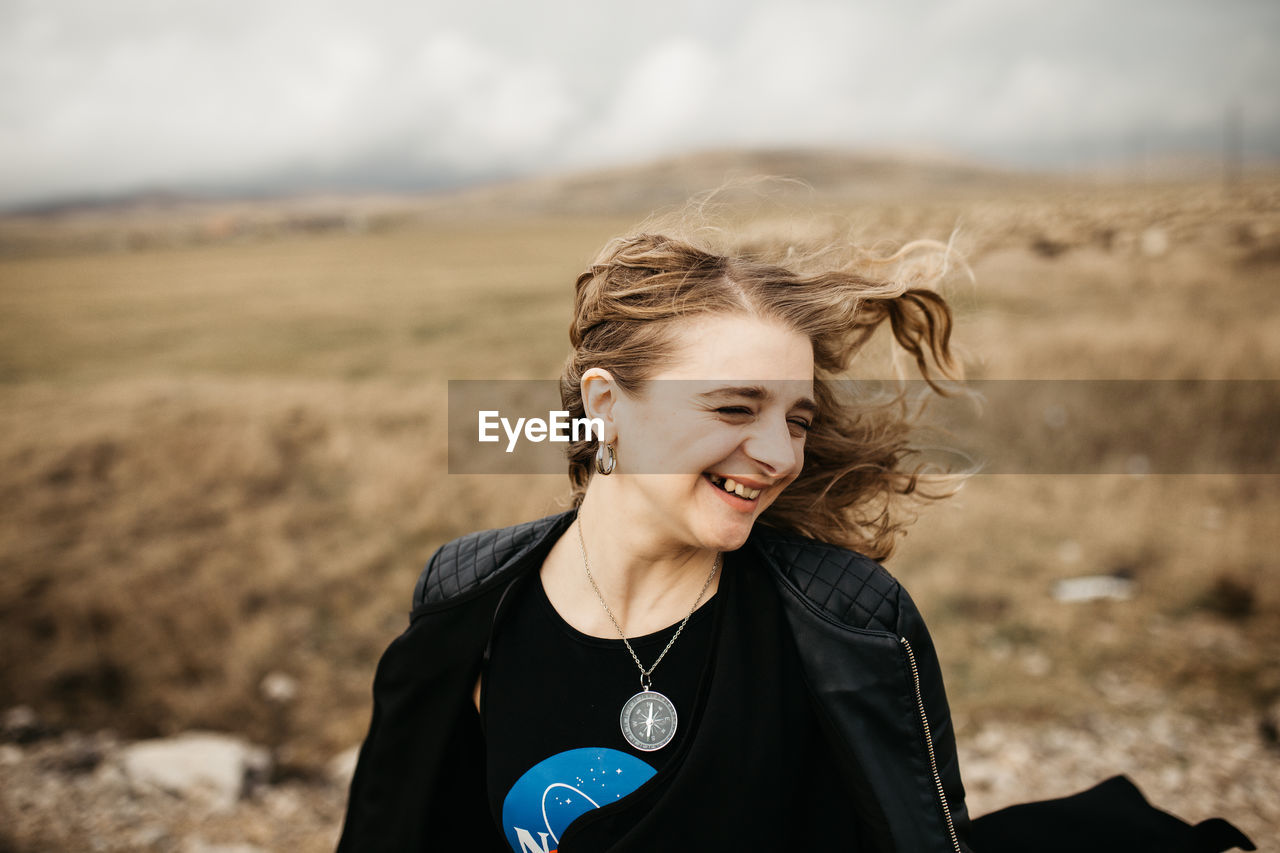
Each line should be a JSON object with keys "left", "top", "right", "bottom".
{"left": 0, "top": 147, "right": 1066, "bottom": 257}
{"left": 0, "top": 151, "right": 1277, "bottom": 849}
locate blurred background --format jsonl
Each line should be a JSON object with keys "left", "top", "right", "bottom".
{"left": 0, "top": 1, "right": 1277, "bottom": 850}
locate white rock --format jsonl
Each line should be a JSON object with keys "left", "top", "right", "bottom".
{"left": 259, "top": 671, "right": 298, "bottom": 704}
{"left": 3, "top": 705, "right": 39, "bottom": 739}
{"left": 328, "top": 744, "right": 361, "bottom": 789}
{"left": 1140, "top": 227, "right": 1170, "bottom": 257}
{"left": 1052, "top": 575, "right": 1135, "bottom": 603}
{"left": 118, "top": 731, "right": 272, "bottom": 813}
{"left": 3, "top": 705, "right": 37, "bottom": 729}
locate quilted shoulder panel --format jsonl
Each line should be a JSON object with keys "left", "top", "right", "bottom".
{"left": 413, "top": 511, "right": 573, "bottom": 608}
{"left": 751, "top": 528, "right": 901, "bottom": 633}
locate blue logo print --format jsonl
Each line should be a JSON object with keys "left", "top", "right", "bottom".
{"left": 501, "top": 747, "right": 655, "bottom": 852}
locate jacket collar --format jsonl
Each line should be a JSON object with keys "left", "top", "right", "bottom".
{"left": 414, "top": 508, "right": 900, "bottom": 635}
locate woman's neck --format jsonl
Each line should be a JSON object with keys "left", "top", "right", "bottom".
{"left": 541, "top": 481, "right": 721, "bottom": 640}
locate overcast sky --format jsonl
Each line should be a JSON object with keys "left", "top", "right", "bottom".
{"left": 1, "top": 0, "right": 1276, "bottom": 208}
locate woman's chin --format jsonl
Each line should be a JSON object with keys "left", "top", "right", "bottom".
{"left": 696, "top": 509, "right": 758, "bottom": 552}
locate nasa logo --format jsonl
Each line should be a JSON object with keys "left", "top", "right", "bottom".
{"left": 502, "top": 747, "right": 656, "bottom": 852}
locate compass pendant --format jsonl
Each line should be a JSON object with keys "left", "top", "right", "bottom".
{"left": 619, "top": 689, "right": 678, "bottom": 751}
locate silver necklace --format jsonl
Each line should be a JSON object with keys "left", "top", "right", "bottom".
{"left": 575, "top": 517, "right": 720, "bottom": 752}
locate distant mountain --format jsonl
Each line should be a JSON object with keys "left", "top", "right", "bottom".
{"left": 4, "top": 147, "right": 1034, "bottom": 218}
{"left": 416, "top": 147, "right": 1037, "bottom": 217}
{"left": 0, "top": 146, "right": 1143, "bottom": 255}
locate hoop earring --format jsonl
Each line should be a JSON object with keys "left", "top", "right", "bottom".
{"left": 595, "top": 441, "right": 617, "bottom": 475}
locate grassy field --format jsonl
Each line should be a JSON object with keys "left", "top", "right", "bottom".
{"left": 1, "top": 163, "right": 1277, "bottom": 815}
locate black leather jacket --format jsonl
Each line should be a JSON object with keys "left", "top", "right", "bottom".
{"left": 338, "top": 508, "right": 973, "bottom": 852}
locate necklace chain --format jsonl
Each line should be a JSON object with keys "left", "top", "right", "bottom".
{"left": 575, "top": 516, "right": 720, "bottom": 690}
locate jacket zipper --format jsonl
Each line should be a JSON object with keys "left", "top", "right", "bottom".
{"left": 900, "top": 636, "right": 962, "bottom": 853}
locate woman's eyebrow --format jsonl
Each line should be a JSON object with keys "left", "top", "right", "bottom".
{"left": 695, "top": 385, "right": 818, "bottom": 414}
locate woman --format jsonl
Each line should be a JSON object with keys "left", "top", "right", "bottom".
{"left": 336, "top": 226, "right": 1255, "bottom": 852}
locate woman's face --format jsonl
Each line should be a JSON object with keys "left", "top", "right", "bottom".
{"left": 585, "top": 311, "right": 816, "bottom": 553}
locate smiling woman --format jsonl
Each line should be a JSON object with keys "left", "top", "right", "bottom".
{"left": 335, "top": 221, "right": 1255, "bottom": 853}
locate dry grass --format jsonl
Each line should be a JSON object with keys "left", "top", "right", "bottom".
{"left": 1, "top": 169, "right": 1277, "bottom": 798}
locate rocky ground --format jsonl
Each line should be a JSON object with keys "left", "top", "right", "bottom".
{"left": 0, "top": 708, "right": 350, "bottom": 853}
{"left": 1, "top": 704, "right": 1274, "bottom": 852}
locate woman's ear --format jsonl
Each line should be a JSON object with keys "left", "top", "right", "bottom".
{"left": 580, "top": 368, "right": 618, "bottom": 442}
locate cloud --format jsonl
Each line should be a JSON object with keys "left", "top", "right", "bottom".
{"left": 566, "top": 39, "right": 720, "bottom": 166}
{"left": 0, "top": 7, "right": 582, "bottom": 201}
{"left": 405, "top": 32, "right": 578, "bottom": 171}
{"left": 0, "top": 0, "right": 1276, "bottom": 206}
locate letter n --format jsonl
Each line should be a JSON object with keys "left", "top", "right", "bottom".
{"left": 514, "top": 827, "right": 552, "bottom": 853}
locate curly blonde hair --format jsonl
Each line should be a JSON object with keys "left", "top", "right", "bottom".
{"left": 560, "top": 224, "right": 965, "bottom": 561}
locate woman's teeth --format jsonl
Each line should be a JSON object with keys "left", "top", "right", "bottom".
{"left": 708, "top": 474, "right": 761, "bottom": 500}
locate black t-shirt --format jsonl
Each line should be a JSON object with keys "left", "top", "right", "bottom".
{"left": 480, "top": 548, "right": 860, "bottom": 852}
{"left": 482, "top": 559, "right": 719, "bottom": 849}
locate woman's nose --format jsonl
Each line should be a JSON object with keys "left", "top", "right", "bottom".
{"left": 744, "top": 416, "right": 800, "bottom": 479}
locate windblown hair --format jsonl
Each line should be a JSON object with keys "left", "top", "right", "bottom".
{"left": 560, "top": 219, "right": 966, "bottom": 561}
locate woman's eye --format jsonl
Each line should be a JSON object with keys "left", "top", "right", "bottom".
{"left": 788, "top": 418, "right": 813, "bottom": 434}
{"left": 717, "top": 407, "right": 753, "bottom": 416}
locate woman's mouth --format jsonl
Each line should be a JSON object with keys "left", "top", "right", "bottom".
{"left": 705, "top": 473, "right": 763, "bottom": 501}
